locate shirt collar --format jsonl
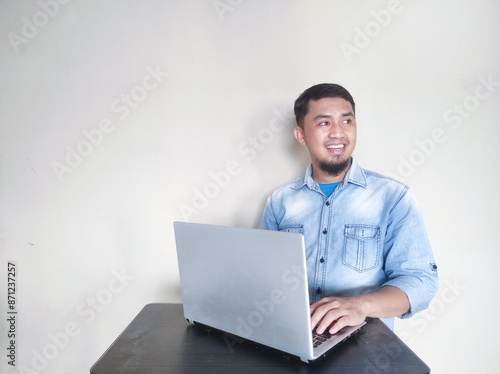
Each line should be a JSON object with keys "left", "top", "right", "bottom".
{"left": 292, "top": 158, "right": 368, "bottom": 190}
{"left": 344, "top": 158, "right": 368, "bottom": 188}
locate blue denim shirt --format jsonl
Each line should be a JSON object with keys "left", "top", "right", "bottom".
{"left": 258, "top": 159, "right": 438, "bottom": 328}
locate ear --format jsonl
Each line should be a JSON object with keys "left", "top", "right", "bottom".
{"left": 293, "top": 126, "right": 307, "bottom": 146}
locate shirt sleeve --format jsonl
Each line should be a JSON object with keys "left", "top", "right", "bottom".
{"left": 381, "top": 187, "right": 439, "bottom": 319}
{"left": 257, "top": 195, "right": 279, "bottom": 231}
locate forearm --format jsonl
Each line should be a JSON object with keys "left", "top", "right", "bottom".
{"left": 355, "top": 285, "right": 410, "bottom": 319}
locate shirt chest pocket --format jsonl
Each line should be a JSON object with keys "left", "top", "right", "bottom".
{"left": 343, "top": 224, "right": 381, "bottom": 272}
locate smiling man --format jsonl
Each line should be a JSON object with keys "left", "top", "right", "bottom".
{"left": 258, "top": 83, "right": 439, "bottom": 335}
{"left": 293, "top": 95, "right": 356, "bottom": 184}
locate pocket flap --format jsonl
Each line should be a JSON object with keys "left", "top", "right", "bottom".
{"left": 344, "top": 224, "right": 380, "bottom": 240}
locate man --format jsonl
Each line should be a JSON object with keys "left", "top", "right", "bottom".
{"left": 258, "top": 83, "right": 438, "bottom": 335}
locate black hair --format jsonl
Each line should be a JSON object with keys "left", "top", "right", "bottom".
{"left": 294, "top": 83, "right": 355, "bottom": 128}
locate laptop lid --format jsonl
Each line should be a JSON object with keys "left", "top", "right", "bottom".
{"left": 173, "top": 221, "right": 364, "bottom": 363}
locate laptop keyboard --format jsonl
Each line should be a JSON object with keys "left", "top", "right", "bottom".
{"left": 312, "top": 326, "right": 352, "bottom": 348}
{"left": 312, "top": 330, "right": 334, "bottom": 348}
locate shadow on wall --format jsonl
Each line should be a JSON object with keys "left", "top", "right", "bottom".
{"left": 231, "top": 104, "right": 309, "bottom": 228}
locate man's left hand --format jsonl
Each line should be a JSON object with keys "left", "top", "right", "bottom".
{"left": 310, "top": 286, "right": 411, "bottom": 335}
{"left": 310, "top": 296, "right": 367, "bottom": 335}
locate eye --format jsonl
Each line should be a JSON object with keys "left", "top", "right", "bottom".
{"left": 341, "top": 119, "right": 352, "bottom": 125}
{"left": 319, "top": 121, "right": 329, "bottom": 126}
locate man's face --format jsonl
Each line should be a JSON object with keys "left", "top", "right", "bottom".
{"left": 294, "top": 97, "right": 357, "bottom": 183}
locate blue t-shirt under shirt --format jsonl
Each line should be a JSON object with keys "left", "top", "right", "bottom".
{"left": 319, "top": 182, "right": 341, "bottom": 197}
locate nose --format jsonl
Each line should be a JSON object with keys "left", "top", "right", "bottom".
{"left": 328, "top": 121, "right": 344, "bottom": 138}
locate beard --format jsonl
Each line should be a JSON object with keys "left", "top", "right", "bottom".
{"left": 317, "top": 157, "right": 351, "bottom": 177}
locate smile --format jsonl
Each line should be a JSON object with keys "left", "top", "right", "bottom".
{"left": 326, "top": 144, "right": 345, "bottom": 150}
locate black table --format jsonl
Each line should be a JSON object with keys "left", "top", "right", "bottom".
{"left": 90, "top": 303, "right": 430, "bottom": 373}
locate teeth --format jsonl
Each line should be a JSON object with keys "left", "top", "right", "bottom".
{"left": 327, "top": 144, "right": 344, "bottom": 149}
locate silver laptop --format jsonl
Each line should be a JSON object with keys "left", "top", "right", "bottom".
{"left": 173, "top": 221, "right": 365, "bottom": 363}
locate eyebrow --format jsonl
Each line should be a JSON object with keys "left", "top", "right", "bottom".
{"left": 313, "top": 112, "right": 355, "bottom": 121}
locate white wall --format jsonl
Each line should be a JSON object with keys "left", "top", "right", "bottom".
{"left": 0, "top": 1, "right": 499, "bottom": 373}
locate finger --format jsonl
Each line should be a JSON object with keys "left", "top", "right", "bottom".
{"left": 309, "top": 297, "right": 331, "bottom": 315}
{"left": 327, "top": 317, "right": 347, "bottom": 335}
{"left": 315, "top": 310, "right": 342, "bottom": 335}
{"left": 328, "top": 312, "right": 367, "bottom": 335}
{"left": 310, "top": 302, "right": 334, "bottom": 330}
{"left": 310, "top": 298, "right": 332, "bottom": 328}
{"left": 310, "top": 298, "right": 343, "bottom": 330}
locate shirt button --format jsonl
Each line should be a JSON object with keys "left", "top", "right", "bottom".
{"left": 323, "top": 229, "right": 327, "bottom": 234}
{"left": 320, "top": 257, "right": 325, "bottom": 263}
{"left": 325, "top": 201, "right": 330, "bottom": 206}
{"left": 316, "top": 288, "right": 321, "bottom": 294}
